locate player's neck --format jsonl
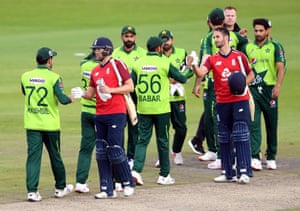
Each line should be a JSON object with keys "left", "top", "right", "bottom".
{"left": 219, "top": 46, "right": 231, "bottom": 56}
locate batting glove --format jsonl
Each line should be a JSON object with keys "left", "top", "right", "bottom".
{"left": 71, "top": 87, "right": 84, "bottom": 99}
{"left": 190, "top": 50, "right": 199, "bottom": 66}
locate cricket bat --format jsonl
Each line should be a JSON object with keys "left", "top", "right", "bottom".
{"left": 237, "top": 55, "right": 255, "bottom": 122}
{"left": 111, "top": 59, "right": 138, "bottom": 126}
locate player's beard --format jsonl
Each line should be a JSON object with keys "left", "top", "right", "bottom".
{"left": 162, "top": 43, "right": 172, "bottom": 52}
{"left": 124, "top": 41, "right": 135, "bottom": 49}
{"left": 255, "top": 34, "right": 267, "bottom": 43}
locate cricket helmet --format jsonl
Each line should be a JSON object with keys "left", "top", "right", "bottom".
{"left": 228, "top": 71, "right": 246, "bottom": 95}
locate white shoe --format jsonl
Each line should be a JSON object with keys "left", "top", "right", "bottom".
{"left": 266, "top": 160, "right": 277, "bottom": 170}
{"left": 27, "top": 192, "right": 42, "bottom": 202}
{"left": 154, "top": 160, "right": 160, "bottom": 168}
{"left": 188, "top": 139, "right": 204, "bottom": 155}
{"left": 128, "top": 159, "right": 134, "bottom": 170}
{"left": 157, "top": 174, "right": 175, "bottom": 185}
{"left": 95, "top": 191, "right": 117, "bottom": 199}
{"left": 55, "top": 184, "right": 73, "bottom": 198}
{"left": 213, "top": 175, "right": 237, "bottom": 183}
{"left": 251, "top": 158, "right": 262, "bottom": 171}
{"left": 238, "top": 174, "right": 250, "bottom": 184}
{"left": 115, "top": 182, "right": 123, "bottom": 192}
{"left": 123, "top": 186, "right": 134, "bottom": 197}
{"left": 131, "top": 170, "right": 144, "bottom": 185}
{"left": 173, "top": 152, "right": 184, "bottom": 165}
{"left": 75, "top": 183, "right": 89, "bottom": 193}
{"left": 198, "top": 151, "right": 217, "bottom": 161}
{"left": 208, "top": 159, "right": 221, "bottom": 169}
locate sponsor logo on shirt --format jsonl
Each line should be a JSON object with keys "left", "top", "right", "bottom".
{"left": 29, "top": 78, "right": 45, "bottom": 84}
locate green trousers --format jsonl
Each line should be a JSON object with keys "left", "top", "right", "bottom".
{"left": 133, "top": 113, "right": 170, "bottom": 177}
{"left": 203, "top": 79, "right": 219, "bottom": 155}
{"left": 250, "top": 85, "right": 278, "bottom": 160}
{"left": 26, "top": 130, "right": 66, "bottom": 192}
{"left": 76, "top": 112, "right": 96, "bottom": 184}
{"left": 170, "top": 100, "right": 187, "bottom": 153}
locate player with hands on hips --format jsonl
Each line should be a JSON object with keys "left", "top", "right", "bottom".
{"left": 71, "top": 37, "right": 135, "bottom": 199}
{"left": 193, "top": 27, "right": 254, "bottom": 184}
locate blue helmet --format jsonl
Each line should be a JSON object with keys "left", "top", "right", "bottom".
{"left": 228, "top": 71, "right": 246, "bottom": 95}
{"left": 91, "top": 37, "right": 113, "bottom": 55}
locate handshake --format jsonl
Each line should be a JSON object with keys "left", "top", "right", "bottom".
{"left": 71, "top": 78, "right": 112, "bottom": 102}
{"left": 186, "top": 50, "right": 199, "bottom": 67}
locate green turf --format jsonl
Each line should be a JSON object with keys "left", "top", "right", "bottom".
{"left": 0, "top": 0, "right": 299, "bottom": 204}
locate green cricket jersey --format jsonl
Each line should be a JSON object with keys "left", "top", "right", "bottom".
{"left": 132, "top": 52, "right": 187, "bottom": 115}
{"left": 245, "top": 40, "right": 286, "bottom": 86}
{"left": 112, "top": 44, "right": 147, "bottom": 72}
{"left": 162, "top": 47, "right": 193, "bottom": 102}
{"left": 80, "top": 58, "right": 98, "bottom": 114}
{"left": 21, "top": 65, "right": 71, "bottom": 131}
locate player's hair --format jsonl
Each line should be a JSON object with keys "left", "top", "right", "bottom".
{"left": 214, "top": 27, "right": 230, "bottom": 39}
{"left": 224, "top": 6, "right": 237, "bottom": 11}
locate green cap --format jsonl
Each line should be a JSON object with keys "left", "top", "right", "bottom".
{"left": 36, "top": 47, "right": 57, "bottom": 60}
{"left": 121, "top": 25, "right": 136, "bottom": 34}
{"left": 146, "top": 36, "right": 162, "bottom": 51}
{"left": 158, "top": 29, "right": 173, "bottom": 41}
{"left": 208, "top": 8, "right": 224, "bottom": 25}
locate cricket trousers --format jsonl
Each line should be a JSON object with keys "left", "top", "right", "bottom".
{"left": 250, "top": 85, "right": 278, "bottom": 160}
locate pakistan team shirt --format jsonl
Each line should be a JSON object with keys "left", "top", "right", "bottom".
{"left": 245, "top": 40, "right": 286, "bottom": 86}
{"left": 21, "top": 65, "right": 71, "bottom": 131}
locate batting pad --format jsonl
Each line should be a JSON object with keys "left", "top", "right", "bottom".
{"left": 107, "top": 145, "right": 135, "bottom": 187}
{"left": 95, "top": 139, "right": 114, "bottom": 195}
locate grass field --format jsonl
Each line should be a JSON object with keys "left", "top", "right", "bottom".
{"left": 0, "top": 0, "right": 300, "bottom": 204}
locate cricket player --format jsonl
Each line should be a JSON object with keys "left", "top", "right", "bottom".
{"left": 158, "top": 29, "right": 194, "bottom": 165}
{"left": 74, "top": 45, "right": 99, "bottom": 193}
{"left": 112, "top": 25, "right": 146, "bottom": 169}
{"left": 193, "top": 27, "right": 254, "bottom": 183}
{"left": 131, "top": 36, "right": 188, "bottom": 185}
{"left": 245, "top": 19, "right": 286, "bottom": 171}
{"left": 21, "top": 47, "right": 74, "bottom": 202}
{"left": 194, "top": 8, "right": 248, "bottom": 170}
{"left": 71, "top": 37, "right": 135, "bottom": 199}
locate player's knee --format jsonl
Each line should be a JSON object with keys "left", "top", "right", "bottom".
{"left": 107, "top": 145, "right": 127, "bottom": 165}
{"left": 232, "top": 121, "right": 249, "bottom": 142}
{"left": 95, "top": 139, "right": 108, "bottom": 160}
{"left": 218, "top": 123, "right": 230, "bottom": 143}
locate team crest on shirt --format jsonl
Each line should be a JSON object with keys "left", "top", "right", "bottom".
{"left": 106, "top": 67, "right": 110, "bottom": 74}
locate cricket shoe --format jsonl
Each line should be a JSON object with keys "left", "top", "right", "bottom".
{"left": 95, "top": 191, "right": 117, "bottom": 199}
{"left": 213, "top": 175, "right": 237, "bottom": 183}
{"left": 75, "top": 183, "right": 89, "bottom": 193}
{"left": 238, "top": 174, "right": 250, "bottom": 184}
{"left": 173, "top": 152, "right": 184, "bottom": 165}
{"left": 154, "top": 160, "right": 160, "bottom": 168}
{"left": 123, "top": 186, "right": 134, "bottom": 197}
{"left": 208, "top": 159, "right": 221, "bottom": 169}
{"left": 157, "top": 174, "right": 175, "bottom": 185}
{"left": 188, "top": 139, "right": 205, "bottom": 155}
{"left": 198, "top": 151, "right": 217, "bottom": 161}
{"left": 114, "top": 182, "right": 123, "bottom": 192}
{"left": 131, "top": 170, "right": 144, "bottom": 185}
{"left": 251, "top": 158, "right": 262, "bottom": 171}
{"left": 266, "top": 160, "right": 277, "bottom": 170}
{"left": 27, "top": 191, "right": 42, "bottom": 202}
{"left": 55, "top": 184, "right": 73, "bottom": 198}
